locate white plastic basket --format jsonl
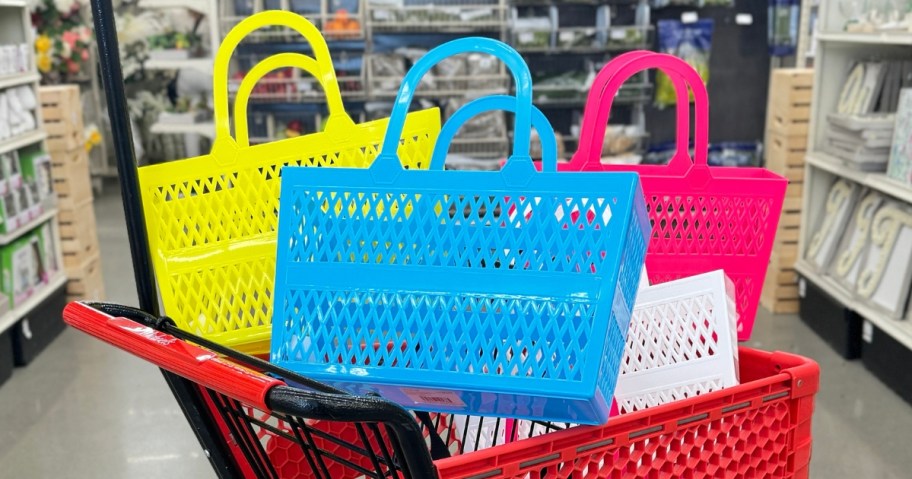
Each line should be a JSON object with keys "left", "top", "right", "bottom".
{"left": 615, "top": 269, "right": 740, "bottom": 414}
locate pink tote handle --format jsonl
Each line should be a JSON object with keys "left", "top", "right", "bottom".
{"left": 571, "top": 52, "right": 709, "bottom": 176}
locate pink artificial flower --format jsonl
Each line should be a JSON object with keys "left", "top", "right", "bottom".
{"left": 62, "top": 30, "right": 79, "bottom": 49}
{"left": 79, "top": 26, "right": 92, "bottom": 43}
{"left": 80, "top": 48, "right": 89, "bottom": 61}
{"left": 67, "top": 59, "right": 79, "bottom": 74}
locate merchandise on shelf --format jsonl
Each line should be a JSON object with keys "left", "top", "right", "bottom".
{"left": 0, "top": 85, "right": 38, "bottom": 140}
{"left": 0, "top": 226, "right": 55, "bottom": 308}
{"left": 0, "top": 43, "right": 30, "bottom": 76}
{"left": 0, "top": 146, "right": 45, "bottom": 235}
{"left": 887, "top": 88, "right": 912, "bottom": 186}
{"left": 655, "top": 18, "right": 713, "bottom": 108}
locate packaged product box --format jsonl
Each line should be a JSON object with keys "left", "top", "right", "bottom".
{"left": 1, "top": 190, "right": 19, "bottom": 233}
{"left": 36, "top": 222, "right": 57, "bottom": 276}
{"left": 0, "top": 229, "right": 49, "bottom": 307}
{"left": 18, "top": 148, "right": 52, "bottom": 201}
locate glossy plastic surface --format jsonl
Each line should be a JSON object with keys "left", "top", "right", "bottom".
{"left": 61, "top": 302, "right": 281, "bottom": 411}
{"left": 564, "top": 51, "right": 788, "bottom": 340}
{"left": 436, "top": 347, "right": 819, "bottom": 479}
{"left": 136, "top": 11, "right": 440, "bottom": 354}
{"left": 272, "top": 38, "right": 650, "bottom": 424}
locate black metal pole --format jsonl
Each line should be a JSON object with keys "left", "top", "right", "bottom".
{"left": 88, "top": 1, "right": 244, "bottom": 476}
{"left": 88, "top": 0, "right": 158, "bottom": 314}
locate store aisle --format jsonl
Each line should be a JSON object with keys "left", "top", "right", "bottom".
{"left": 0, "top": 189, "right": 910, "bottom": 478}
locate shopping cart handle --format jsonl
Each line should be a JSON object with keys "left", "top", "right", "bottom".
{"left": 62, "top": 302, "right": 282, "bottom": 411}
{"left": 267, "top": 387, "right": 439, "bottom": 478}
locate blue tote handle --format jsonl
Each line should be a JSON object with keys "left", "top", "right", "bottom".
{"left": 374, "top": 38, "right": 534, "bottom": 171}
{"left": 429, "top": 95, "right": 558, "bottom": 172}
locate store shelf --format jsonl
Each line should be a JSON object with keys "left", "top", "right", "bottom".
{"left": 806, "top": 150, "right": 912, "bottom": 204}
{"left": 145, "top": 58, "right": 212, "bottom": 72}
{"left": 0, "top": 0, "right": 27, "bottom": 7}
{"left": 795, "top": 260, "right": 912, "bottom": 352}
{"left": 0, "top": 130, "right": 46, "bottom": 156}
{"left": 817, "top": 31, "right": 912, "bottom": 45}
{"left": 150, "top": 120, "right": 216, "bottom": 139}
{"left": 0, "top": 207, "right": 57, "bottom": 246}
{"left": 0, "top": 72, "right": 39, "bottom": 90}
{"left": 138, "top": 0, "right": 209, "bottom": 12}
{"left": 0, "top": 273, "right": 67, "bottom": 335}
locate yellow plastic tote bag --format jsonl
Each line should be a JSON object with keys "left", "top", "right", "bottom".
{"left": 137, "top": 11, "right": 440, "bottom": 354}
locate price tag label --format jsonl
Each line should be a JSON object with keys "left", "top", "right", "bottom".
{"left": 862, "top": 320, "right": 873, "bottom": 344}
{"left": 610, "top": 28, "right": 628, "bottom": 40}
{"left": 798, "top": 278, "right": 807, "bottom": 298}
{"left": 681, "top": 11, "right": 699, "bottom": 24}
{"left": 402, "top": 388, "right": 466, "bottom": 408}
{"left": 559, "top": 31, "right": 575, "bottom": 42}
{"left": 735, "top": 13, "right": 753, "bottom": 25}
{"left": 518, "top": 32, "right": 535, "bottom": 44}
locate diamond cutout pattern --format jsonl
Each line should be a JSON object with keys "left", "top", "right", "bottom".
{"left": 501, "top": 402, "right": 794, "bottom": 479}
{"left": 139, "top": 118, "right": 438, "bottom": 351}
{"left": 624, "top": 294, "right": 719, "bottom": 372}
{"left": 275, "top": 177, "right": 649, "bottom": 413}
{"left": 643, "top": 193, "right": 781, "bottom": 339}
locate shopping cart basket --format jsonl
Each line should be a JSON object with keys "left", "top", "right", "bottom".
{"left": 136, "top": 11, "right": 440, "bottom": 355}
{"left": 560, "top": 51, "right": 788, "bottom": 341}
{"left": 63, "top": 301, "right": 819, "bottom": 478}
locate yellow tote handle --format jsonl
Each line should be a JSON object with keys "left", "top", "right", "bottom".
{"left": 213, "top": 11, "right": 344, "bottom": 148}
{"left": 233, "top": 53, "right": 355, "bottom": 148}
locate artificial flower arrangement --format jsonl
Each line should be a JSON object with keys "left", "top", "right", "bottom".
{"left": 31, "top": 0, "right": 92, "bottom": 83}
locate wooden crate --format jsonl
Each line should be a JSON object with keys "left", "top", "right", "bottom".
{"left": 766, "top": 69, "right": 814, "bottom": 137}
{"left": 767, "top": 130, "right": 806, "bottom": 178}
{"left": 39, "top": 85, "right": 84, "bottom": 153}
{"left": 761, "top": 249, "right": 800, "bottom": 314}
{"left": 66, "top": 252, "right": 104, "bottom": 301}
{"left": 59, "top": 198, "right": 99, "bottom": 269}
{"left": 49, "top": 148, "right": 93, "bottom": 210}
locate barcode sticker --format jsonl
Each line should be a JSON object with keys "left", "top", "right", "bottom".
{"left": 402, "top": 388, "right": 466, "bottom": 408}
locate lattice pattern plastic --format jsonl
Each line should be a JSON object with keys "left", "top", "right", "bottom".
{"left": 562, "top": 50, "right": 787, "bottom": 340}
{"left": 435, "top": 348, "right": 818, "bottom": 479}
{"left": 615, "top": 270, "right": 740, "bottom": 413}
{"left": 272, "top": 176, "right": 649, "bottom": 423}
{"left": 138, "top": 11, "right": 441, "bottom": 354}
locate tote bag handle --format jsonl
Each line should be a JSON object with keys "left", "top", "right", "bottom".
{"left": 232, "top": 52, "right": 357, "bottom": 148}
{"left": 572, "top": 52, "right": 708, "bottom": 178}
{"left": 212, "top": 12, "right": 348, "bottom": 155}
{"left": 429, "top": 95, "right": 557, "bottom": 173}
{"left": 373, "top": 38, "right": 533, "bottom": 178}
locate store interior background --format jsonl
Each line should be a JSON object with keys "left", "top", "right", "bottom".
{"left": 0, "top": 0, "right": 911, "bottom": 477}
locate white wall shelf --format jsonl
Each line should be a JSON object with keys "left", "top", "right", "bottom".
{"left": 799, "top": 0, "right": 912, "bottom": 354}
{"left": 0, "top": 72, "right": 39, "bottom": 90}
{"left": 0, "top": 130, "right": 47, "bottom": 156}
{"left": 796, "top": 261, "right": 912, "bottom": 351}
{"left": 817, "top": 31, "right": 912, "bottom": 45}
{"left": 0, "top": 207, "right": 58, "bottom": 247}
{"left": 0, "top": 273, "right": 67, "bottom": 336}
{"left": 145, "top": 58, "right": 213, "bottom": 72}
{"left": 806, "top": 151, "right": 912, "bottom": 204}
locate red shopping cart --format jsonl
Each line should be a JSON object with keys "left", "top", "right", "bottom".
{"left": 64, "top": 301, "right": 819, "bottom": 478}
{"left": 81, "top": 0, "right": 820, "bottom": 476}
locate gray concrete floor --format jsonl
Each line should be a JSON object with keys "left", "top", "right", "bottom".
{"left": 0, "top": 189, "right": 911, "bottom": 477}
